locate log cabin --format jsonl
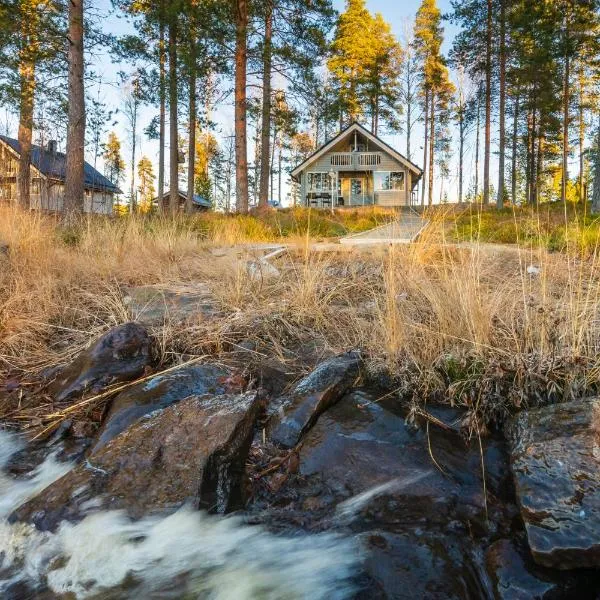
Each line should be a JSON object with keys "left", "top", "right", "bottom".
{"left": 0, "top": 135, "right": 121, "bottom": 214}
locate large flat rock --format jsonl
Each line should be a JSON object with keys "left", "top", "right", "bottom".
{"left": 49, "top": 322, "right": 152, "bottom": 402}
{"left": 507, "top": 399, "right": 600, "bottom": 569}
{"left": 12, "top": 392, "right": 261, "bottom": 530}
{"left": 93, "top": 363, "right": 230, "bottom": 451}
{"left": 124, "top": 284, "right": 221, "bottom": 326}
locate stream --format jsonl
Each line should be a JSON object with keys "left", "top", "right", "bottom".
{"left": 0, "top": 431, "right": 359, "bottom": 599}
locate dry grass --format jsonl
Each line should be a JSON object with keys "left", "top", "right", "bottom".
{"left": 1, "top": 205, "right": 600, "bottom": 437}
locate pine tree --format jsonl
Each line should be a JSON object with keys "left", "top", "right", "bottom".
{"left": 0, "top": 1, "right": 64, "bottom": 209}
{"left": 256, "top": 0, "right": 334, "bottom": 208}
{"left": 328, "top": 0, "right": 374, "bottom": 125}
{"left": 103, "top": 132, "right": 126, "bottom": 189}
{"left": 414, "top": 0, "right": 453, "bottom": 206}
{"left": 137, "top": 155, "right": 156, "bottom": 212}
{"left": 234, "top": 0, "right": 249, "bottom": 213}
{"left": 64, "top": 0, "right": 85, "bottom": 219}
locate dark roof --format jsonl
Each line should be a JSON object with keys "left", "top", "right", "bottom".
{"left": 0, "top": 135, "right": 121, "bottom": 194}
{"left": 156, "top": 190, "right": 212, "bottom": 209}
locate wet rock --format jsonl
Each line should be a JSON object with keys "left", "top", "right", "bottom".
{"left": 295, "top": 390, "right": 503, "bottom": 531}
{"left": 256, "top": 358, "right": 296, "bottom": 396}
{"left": 49, "top": 323, "right": 152, "bottom": 403}
{"left": 357, "top": 530, "right": 486, "bottom": 600}
{"left": 93, "top": 363, "right": 230, "bottom": 451}
{"left": 269, "top": 352, "right": 361, "bottom": 448}
{"left": 484, "top": 538, "right": 599, "bottom": 600}
{"left": 12, "top": 392, "right": 261, "bottom": 530}
{"left": 123, "top": 283, "right": 221, "bottom": 327}
{"left": 506, "top": 398, "right": 600, "bottom": 569}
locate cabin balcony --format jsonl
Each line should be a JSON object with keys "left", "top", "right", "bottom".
{"left": 328, "top": 152, "right": 382, "bottom": 171}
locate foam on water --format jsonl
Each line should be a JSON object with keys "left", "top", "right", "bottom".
{"left": 0, "top": 431, "right": 358, "bottom": 599}
{"left": 335, "top": 471, "right": 433, "bottom": 522}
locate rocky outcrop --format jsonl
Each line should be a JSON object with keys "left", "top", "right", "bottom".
{"left": 507, "top": 398, "right": 600, "bottom": 569}
{"left": 358, "top": 531, "right": 485, "bottom": 600}
{"left": 123, "top": 284, "right": 221, "bottom": 327}
{"left": 93, "top": 363, "right": 230, "bottom": 451}
{"left": 484, "top": 538, "right": 596, "bottom": 600}
{"left": 295, "top": 390, "right": 498, "bottom": 530}
{"left": 49, "top": 323, "right": 152, "bottom": 403}
{"left": 268, "top": 352, "right": 361, "bottom": 448}
{"left": 12, "top": 392, "right": 261, "bottom": 530}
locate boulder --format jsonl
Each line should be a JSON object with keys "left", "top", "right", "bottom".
{"left": 294, "top": 390, "right": 508, "bottom": 531}
{"left": 92, "top": 363, "right": 230, "bottom": 451}
{"left": 357, "top": 531, "right": 485, "bottom": 600}
{"left": 12, "top": 392, "right": 261, "bottom": 530}
{"left": 484, "top": 539, "right": 597, "bottom": 600}
{"left": 269, "top": 352, "right": 361, "bottom": 448}
{"left": 49, "top": 323, "right": 152, "bottom": 403}
{"left": 123, "top": 283, "right": 220, "bottom": 327}
{"left": 506, "top": 398, "right": 600, "bottom": 569}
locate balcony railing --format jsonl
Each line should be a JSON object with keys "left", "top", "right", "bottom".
{"left": 329, "top": 152, "right": 382, "bottom": 170}
{"left": 357, "top": 153, "right": 381, "bottom": 166}
{"left": 330, "top": 153, "right": 353, "bottom": 167}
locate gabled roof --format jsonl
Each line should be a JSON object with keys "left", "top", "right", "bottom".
{"left": 155, "top": 190, "right": 212, "bottom": 209}
{"left": 0, "top": 135, "right": 121, "bottom": 194}
{"left": 291, "top": 121, "right": 423, "bottom": 179}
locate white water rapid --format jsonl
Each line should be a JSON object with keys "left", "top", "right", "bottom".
{"left": 0, "top": 430, "right": 358, "bottom": 599}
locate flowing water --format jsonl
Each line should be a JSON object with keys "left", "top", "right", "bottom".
{"left": 0, "top": 431, "right": 359, "bottom": 599}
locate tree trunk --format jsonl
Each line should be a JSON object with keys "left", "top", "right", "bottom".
{"left": 421, "top": 89, "right": 429, "bottom": 207}
{"left": 428, "top": 93, "right": 435, "bottom": 206}
{"left": 483, "top": 0, "right": 492, "bottom": 205}
{"left": 475, "top": 84, "right": 481, "bottom": 201}
{"left": 64, "top": 0, "right": 85, "bottom": 219}
{"left": 17, "top": 46, "right": 35, "bottom": 210}
{"left": 278, "top": 145, "right": 282, "bottom": 204}
{"left": 169, "top": 16, "right": 179, "bottom": 214}
{"left": 234, "top": 0, "right": 249, "bottom": 213}
{"left": 562, "top": 52, "right": 570, "bottom": 204}
{"left": 270, "top": 126, "right": 277, "bottom": 202}
{"left": 511, "top": 93, "right": 519, "bottom": 204}
{"left": 158, "top": 4, "right": 166, "bottom": 212}
{"left": 497, "top": 0, "right": 506, "bottom": 209}
{"left": 129, "top": 95, "right": 137, "bottom": 212}
{"left": 579, "top": 67, "right": 585, "bottom": 204}
{"left": 186, "top": 34, "right": 196, "bottom": 214}
{"left": 591, "top": 119, "right": 600, "bottom": 214}
{"left": 536, "top": 128, "right": 544, "bottom": 206}
{"left": 258, "top": 0, "right": 273, "bottom": 209}
{"left": 458, "top": 96, "right": 464, "bottom": 204}
{"left": 529, "top": 108, "right": 537, "bottom": 205}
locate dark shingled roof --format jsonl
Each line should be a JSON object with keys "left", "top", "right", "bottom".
{"left": 0, "top": 135, "right": 122, "bottom": 194}
{"left": 156, "top": 190, "right": 212, "bottom": 209}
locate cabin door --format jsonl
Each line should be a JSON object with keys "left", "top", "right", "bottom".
{"left": 350, "top": 178, "right": 364, "bottom": 205}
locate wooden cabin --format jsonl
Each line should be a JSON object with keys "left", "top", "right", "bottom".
{"left": 154, "top": 190, "right": 212, "bottom": 212}
{"left": 291, "top": 122, "right": 422, "bottom": 209}
{"left": 0, "top": 136, "right": 121, "bottom": 214}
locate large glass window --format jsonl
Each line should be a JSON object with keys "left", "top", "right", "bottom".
{"left": 307, "top": 172, "right": 333, "bottom": 191}
{"left": 374, "top": 171, "right": 405, "bottom": 191}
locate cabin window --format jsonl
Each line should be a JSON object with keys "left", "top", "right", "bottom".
{"left": 31, "top": 181, "right": 40, "bottom": 194}
{"left": 374, "top": 171, "right": 405, "bottom": 191}
{"left": 307, "top": 172, "right": 332, "bottom": 191}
